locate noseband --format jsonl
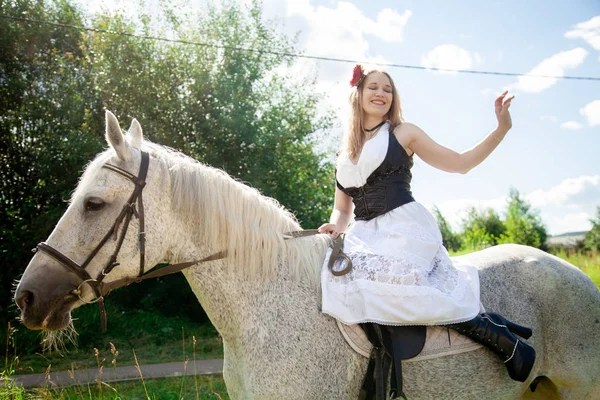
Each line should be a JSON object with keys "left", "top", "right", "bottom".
{"left": 34, "top": 150, "right": 350, "bottom": 332}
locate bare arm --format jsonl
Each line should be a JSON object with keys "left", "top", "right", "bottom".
{"left": 317, "top": 187, "right": 353, "bottom": 238}
{"left": 404, "top": 91, "right": 514, "bottom": 174}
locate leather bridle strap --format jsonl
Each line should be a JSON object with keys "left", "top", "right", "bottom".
{"left": 36, "top": 242, "right": 98, "bottom": 290}
{"left": 282, "top": 229, "right": 320, "bottom": 238}
{"left": 35, "top": 152, "right": 150, "bottom": 332}
{"left": 100, "top": 250, "right": 228, "bottom": 294}
{"left": 287, "top": 230, "right": 352, "bottom": 276}
{"left": 99, "top": 229, "right": 352, "bottom": 294}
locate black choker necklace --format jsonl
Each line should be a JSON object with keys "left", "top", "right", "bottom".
{"left": 365, "top": 120, "right": 385, "bottom": 133}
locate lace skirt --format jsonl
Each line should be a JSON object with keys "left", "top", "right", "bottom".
{"left": 321, "top": 201, "right": 481, "bottom": 326}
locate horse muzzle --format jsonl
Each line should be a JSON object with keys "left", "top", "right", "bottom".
{"left": 15, "top": 273, "right": 80, "bottom": 331}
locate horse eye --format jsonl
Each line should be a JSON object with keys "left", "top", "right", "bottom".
{"left": 84, "top": 197, "right": 105, "bottom": 212}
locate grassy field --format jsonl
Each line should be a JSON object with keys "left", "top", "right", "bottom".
{"left": 549, "top": 249, "right": 600, "bottom": 288}
{"left": 7, "top": 307, "right": 223, "bottom": 375}
{"left": 2, "top": 374, "right": 229, "bottom": 399}
{"left": 450, "top": 247, "right": 600, "bottom": 289}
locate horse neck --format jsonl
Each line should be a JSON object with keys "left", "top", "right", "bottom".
{"left": 155, "top": 151, "right": 330, "bottom": 340}
{"left": 166, "top": 159, "right": 315, "bottom": 282}
{"left": 181, "top": 251, "right": 327, "bottom": 346}
{"left": 168, "top": 210, "right": 328, "bottom": 344}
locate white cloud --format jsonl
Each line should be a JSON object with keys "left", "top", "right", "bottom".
{"left": 560, "top": 121, "right": 583, "bottom": 130}
{"left": 277, "top": 0, "right": 413, "bottom": 134}
{"left": 525, "top": 175, "right": 600, "bottom": 207}
{"left": 549, "top": 212, "right": 593, "bottom": 235}
{"left": 580, "top": 100, "right": 600, "bottom": 127}
{"left": 286, "top": 1, "right": 411, "bottom": 80}
{"left": 565, "top": 16, "right": 600, "bottom": 50}
{"left": 372, "top": 8, "right": 413, "bottom": 42}
{"left": 421, "top": 44, "right": 477, "bottom": 74}
{"left": 509, "top": 48, "right": 588, "bottom": 93}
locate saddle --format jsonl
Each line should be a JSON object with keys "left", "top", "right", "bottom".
{"left": 359, "top": 323, "right": 427, "bottom": 400}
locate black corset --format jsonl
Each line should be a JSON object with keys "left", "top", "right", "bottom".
{"left": 337, "top": 129, "right": 415, "bottom": 221}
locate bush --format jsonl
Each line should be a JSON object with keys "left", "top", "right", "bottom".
{"left": 461, "top": 206, "right": 505, "bottom": 246}
{"left": 584, "top": 206, "right": 600, "bottom": 252}
{"left": 498, "top": 188, "right": 547, "bottom": 250}
{"left": 432, "top": 206, "right": 462, "bottom": 252}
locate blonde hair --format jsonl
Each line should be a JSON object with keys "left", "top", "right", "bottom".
{"left": 342, "top": 70, "right": 404, "bottom": 159}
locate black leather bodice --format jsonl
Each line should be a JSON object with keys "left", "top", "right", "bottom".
{"left": 337, "top": 130, "right": 415, "bottom": 221}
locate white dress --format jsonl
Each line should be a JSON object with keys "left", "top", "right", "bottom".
{"left": 321, "top": 123, "right": 481, "bottom": 326}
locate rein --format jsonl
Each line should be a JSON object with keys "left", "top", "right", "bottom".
{"left": 35, "top": 151, "right": 351, "bottom": 332}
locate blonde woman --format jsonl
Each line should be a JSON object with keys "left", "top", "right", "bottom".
{"left": 318, "top": 65, "right": 535, "bottom": 382}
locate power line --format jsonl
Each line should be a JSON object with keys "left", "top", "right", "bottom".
{"left": 2, "top": 14, "right": 600, "bottom": 82}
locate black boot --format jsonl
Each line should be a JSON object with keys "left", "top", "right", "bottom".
{"left": 483, "top": 312, "right": 532, "bottom": 339}
{"left": 449, "top": 314, "right": 536, "bottom": 382}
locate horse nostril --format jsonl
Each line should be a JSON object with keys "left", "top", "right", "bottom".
{"left": 15, "top": 290, "right": 33, "bottom": 311}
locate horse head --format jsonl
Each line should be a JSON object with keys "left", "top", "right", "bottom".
{"left": 14, "top": 111, "right": 173, "bottom": 331}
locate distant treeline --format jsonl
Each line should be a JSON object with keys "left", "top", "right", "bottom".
{"left": 434, "top": 189, "right": 600, "bottom": 254}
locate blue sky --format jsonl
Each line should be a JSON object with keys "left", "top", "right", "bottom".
{"left": 80, "top": 0, "right": 599, "bottom": 235}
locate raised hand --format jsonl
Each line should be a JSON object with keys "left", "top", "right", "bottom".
{"left": 495, "top": 90, "right": 514, "bottom": 133}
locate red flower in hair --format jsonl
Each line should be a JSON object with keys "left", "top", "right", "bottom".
{"left": 350, "top": 64, "right": 365, "bottom": 87}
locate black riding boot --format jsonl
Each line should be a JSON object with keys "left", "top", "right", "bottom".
{"left": 448, "top": 313, "right": 536, "bottom": 382}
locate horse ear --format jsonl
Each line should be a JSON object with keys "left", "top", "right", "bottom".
{"left": 128, "top": 118, "right": 143, "bottom": 150}
{"left": 105, "top": 110, "right": 129, "bottom": 161}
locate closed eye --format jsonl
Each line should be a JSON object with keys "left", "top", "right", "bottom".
{"left": 84, "top": 197, "right": 106, "bottom": 212}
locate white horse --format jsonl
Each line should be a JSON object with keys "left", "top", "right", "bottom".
{"left": 15, "top": 112, "right": 600, "bottom": 399}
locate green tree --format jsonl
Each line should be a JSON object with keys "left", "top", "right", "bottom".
{"left": 0, "top": 0, "right": 104, "bottom": 317}
{"left": 461, "top": 206, "right": 506, "bottom": 246}
{"left": 498, "top": 188, "right": 547, "bottom": 249}
{"left": 584, "top": 206, "right": 600, "bottom": 252}
{"left": 461, "top": 225, "right": 494, "bottom": 252}
{"left": 84, "top": 0, "right": 334, "bottom": 228}
{"left": 432, "top": 206, "right": 462, "bottom": 252}
{"left": 1, "top": 0, "right": 335, "bottom": 332}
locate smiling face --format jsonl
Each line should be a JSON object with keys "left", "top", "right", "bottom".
{"left": 360, "top": 72, "right": 393, "bottom": 120}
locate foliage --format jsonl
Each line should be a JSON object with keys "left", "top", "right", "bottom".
{"left": 461, "top": 225, "right": 494, "bottom": 252}
{"left": 8, "top": 300, "right": 222, "bottom": 374}
{"left": 584, "top": 206, "right": 600, "bottom": 252}
{"left": 432, "top": 206, "right": 462, "bottom": 252}
{"left": 434, "top": 188, "right": 551, "bottom": 253}
{"left": 550, "top": 248, "right": 600, "bottom": 289}
{"left": 1, "top": 0, "right": 334, "bottom": 355}
{"left": 1, "top": 0, "right": 105, "bottom": 319}
{"left": 16, "top": 374, "right": 228, "bottom": 399}
{"left": 497, "top": 188, "right": 547, "bottom": 249}
{"left": 461, "top": 206, "right": 505, "bottom": 246}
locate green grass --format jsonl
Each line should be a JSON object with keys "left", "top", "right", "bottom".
{"left": 3, "top": 313, "right": 228, "bottom": 399}
{"left": 450, "top": 245, "right": 600, "bottom": 289}
{"left": 4, "top": 374, "right": 229, "bottom": 399}
{"left": 550, "top": 249, "right": 600, "bottom": 288}
{"left": 6, "top": 305, "right": 222, "bottom": 375}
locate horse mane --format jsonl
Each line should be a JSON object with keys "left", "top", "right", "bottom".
{"left": 75, "top": 140, "right": 330, "bottom": 287}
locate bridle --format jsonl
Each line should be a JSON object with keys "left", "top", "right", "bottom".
{"left": 35, "top": 151, "right": 223, "bottom": 331}
{"left": 34, "top": 150, "right": 350, "bottom": 332}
